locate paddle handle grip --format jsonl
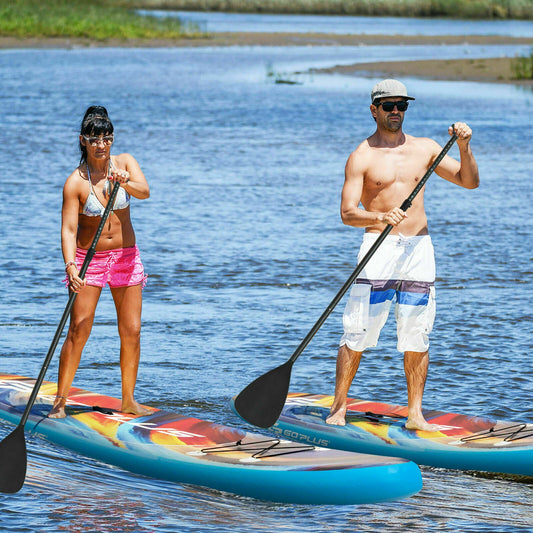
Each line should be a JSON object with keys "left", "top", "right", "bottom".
{"left": 288, "top": 127, "right": 457, "bottom": 364}
{"left": 18, "top": 181, "right": 121, "bottom": 427}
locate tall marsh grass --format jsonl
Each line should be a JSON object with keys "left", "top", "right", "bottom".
{"left": 0, "top": 0, "right": 204, "bottom": 39}
{"left": 121, "top": 0, "right": 533, "bottom": 19}
{"left": 512, "top": 48, "right": 533, "bottom": 78}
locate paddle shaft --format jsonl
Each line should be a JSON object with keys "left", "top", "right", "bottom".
{"left": 287, "top": 129, "right": 458, "bottom": 365}
{"left": 17, "top": 181, "right": 121, "bottom": 428}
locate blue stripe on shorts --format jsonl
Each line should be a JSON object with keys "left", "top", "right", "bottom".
{"left": 359, "top": 279, "right": 433, "bottom": 306}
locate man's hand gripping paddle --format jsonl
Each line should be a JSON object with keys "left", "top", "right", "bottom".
{"left": 0, "top": 181, "right": 121, "bottom": 493}
{"left": 233, "top": 127, "right": 458, "bottom": 428}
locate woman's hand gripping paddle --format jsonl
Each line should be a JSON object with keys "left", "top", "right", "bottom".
{"left": 0, "top": 181, "right": 121, "bottom": 493}
{"left": 233, "top": 127, "right": 458, "bottom": 428}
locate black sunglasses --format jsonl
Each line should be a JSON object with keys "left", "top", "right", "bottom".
{"left": 374, "top": 100, "right": 409, "bottom": 112}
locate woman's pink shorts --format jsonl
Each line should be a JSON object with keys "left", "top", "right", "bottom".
{"left": 65, "top": 245, "right": 147, "bottom": 289}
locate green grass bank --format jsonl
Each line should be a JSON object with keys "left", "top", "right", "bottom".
{"left": 0, "top": 0, "right": 205, "bottom": 39}
{"left": 119, "top": 0, "right": 533, "bottom": 19}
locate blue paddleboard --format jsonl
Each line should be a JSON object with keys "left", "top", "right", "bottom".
{"left": 264, "top": 393, "right": 533, "bottom": 477}
{"left": 0, "top": 375, "right": 423, "bottom": 504}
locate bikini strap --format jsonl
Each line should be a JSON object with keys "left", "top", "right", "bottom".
{"left": 86, "top": 164, "right": 95, "bottom": 194}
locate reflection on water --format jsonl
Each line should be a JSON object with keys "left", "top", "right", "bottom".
{"left": 0, "top": 27, "right": 532, "bottom": 533}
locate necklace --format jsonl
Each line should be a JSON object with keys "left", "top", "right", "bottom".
{"left": 87, "top": 159, "right": 112, "bottom": 199}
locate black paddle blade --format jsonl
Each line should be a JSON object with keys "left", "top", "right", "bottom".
{"left": 0, "top": 425, "right": 27, "bottom": 493}
{"left": 233, "top": 360, "right": 294, "bottom": 428}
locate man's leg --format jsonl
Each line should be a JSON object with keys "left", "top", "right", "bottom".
{"left": 403, "top": 350, "right": 439, "bottom": 431}
{"left": 326, "top": 345, "right": 363, "bottom": 426}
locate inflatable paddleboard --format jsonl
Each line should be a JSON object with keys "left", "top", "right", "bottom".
{"left": 0, "top": 375, "right": 422, "bottom": 504}
{"left": 264, "top": 393, "right": 533, "bottom": 477}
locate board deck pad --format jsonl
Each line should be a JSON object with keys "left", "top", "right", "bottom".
{"left": 0, "top": 375, "right": 422, "bottom": 504}
{"left": 269, "top": 393, "right": 533, "bottom": 477}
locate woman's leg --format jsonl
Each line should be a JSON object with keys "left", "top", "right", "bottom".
{"left": 111, "top": 284, "right": 151, "bottom": 416}
{"left": 49, "top": 286, "right": 102, "bottom": 418}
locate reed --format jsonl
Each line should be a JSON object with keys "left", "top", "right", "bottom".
{"left": 0, "top": 0, "right": 204, "bottom": 39}
{"left": 119, "top": 0, "right": 533, "bottom": 19}
{"left": 512, "top": 48, "right": 533, "bottom": 78}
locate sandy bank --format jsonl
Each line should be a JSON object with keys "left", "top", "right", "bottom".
{"left": 312, "top": 57, "right": 533, "bottom": 86}
{"left": 1, "top": 31, "right": 532, "bottom": 49}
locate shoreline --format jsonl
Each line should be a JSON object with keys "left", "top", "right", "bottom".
{"left": 1, "top": 32, "right": 532, "bottom": 86}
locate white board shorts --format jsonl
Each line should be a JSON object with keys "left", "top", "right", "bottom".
{"left": 340, "top": 233, "right": 436, "bottom": 353}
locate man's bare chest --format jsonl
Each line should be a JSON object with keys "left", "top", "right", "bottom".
{"left": 364, "top": 151, "right": 431, "bottom": 189}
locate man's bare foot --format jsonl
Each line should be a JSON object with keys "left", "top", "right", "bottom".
{"left": 48, "top": 397, "right": 67, "bottom": 419}
{"left": 405, "top": 418, "right": 440, "bottom": 432}
{"left": 121, "top": 400, "right": 152, "bottom": 417}
{"left": 325, "top": 406, "right": 347, "bottom": 426}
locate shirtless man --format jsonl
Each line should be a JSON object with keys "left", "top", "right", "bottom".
{"left": 326, "top": 79, "right": 479, "bottom": 430}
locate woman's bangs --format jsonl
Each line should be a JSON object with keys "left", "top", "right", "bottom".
{"left": 84, "top": 117, "right": 113, "bottom": 137}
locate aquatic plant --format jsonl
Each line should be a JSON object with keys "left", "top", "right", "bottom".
{"left": 266, "top": 63, "right": 305, "bottom": 85}
{"left": 512, "top": 48, "right": 533, "bottom": 79}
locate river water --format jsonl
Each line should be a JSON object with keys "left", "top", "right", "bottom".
{"left": 143, "top": 10, "right": 533, "bottom": 37}
{"left": 0, "top": 13, "right": 532, "bottom": 533}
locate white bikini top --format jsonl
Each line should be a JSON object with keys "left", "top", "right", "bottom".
{"left": 81, "top": 159, "right": 130, "bottom": 217}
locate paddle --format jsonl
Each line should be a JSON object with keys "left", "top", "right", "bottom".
{"left": 0, "top": 180, "right": 121, "bottom": 493}
{"left": 234, "top": 127, "right": 458, "bottom": 428}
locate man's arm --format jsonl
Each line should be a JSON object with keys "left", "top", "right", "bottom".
{"left": 434, "top": 122, "right": 479, "bottom": 189}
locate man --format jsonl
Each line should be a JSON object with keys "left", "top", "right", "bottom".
{"left": 326, "top": 79, "right": 479, "bottom": 431}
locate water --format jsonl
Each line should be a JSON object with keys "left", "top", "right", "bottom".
{"left": 1, "top": 16, "right": 532, "bottom": 533}
{"left": 142, "top": 10, "right": 533, "bottom": 37}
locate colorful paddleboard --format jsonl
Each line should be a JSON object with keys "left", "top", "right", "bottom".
{"left": 264, "top": 393, "right": 533, "bottom": 477}
{"left": 0, "top": 375, "right": 422, "bottom": 504}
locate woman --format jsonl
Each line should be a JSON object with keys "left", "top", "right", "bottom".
{"left": 49, "top": 106, "right": 151, "bottom": 418}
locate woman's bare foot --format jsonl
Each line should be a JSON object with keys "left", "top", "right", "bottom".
{"left": 405, "top": 417, "right": 440, "bottom": 432}
{"left": 121, "top": 400, "right": 152, "bottom": 417}
{"left": 325, "top": 405, "right": 347, "bottom": 426}
{"left": 48, "top": 397, "right": 67, "bottom": 419}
